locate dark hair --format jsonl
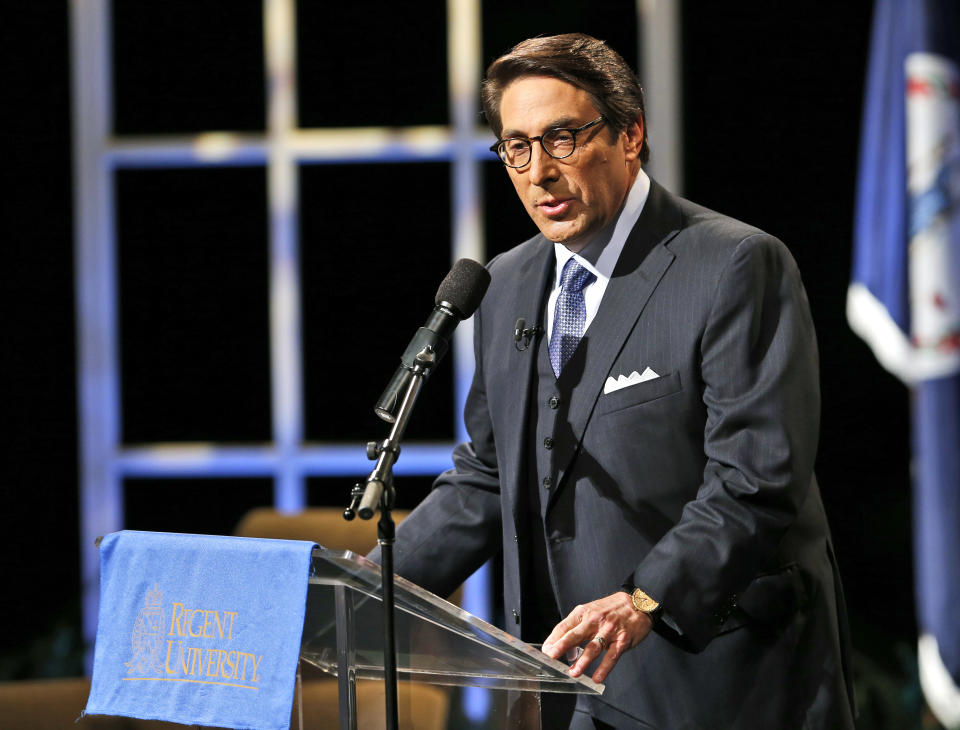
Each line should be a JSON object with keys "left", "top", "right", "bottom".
{"left": 481, "top": 33, "right": 650, "bottom": 164}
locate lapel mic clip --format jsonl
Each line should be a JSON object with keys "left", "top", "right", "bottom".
{"left": 514, "top": 317, "right": 542, "bottom": 351}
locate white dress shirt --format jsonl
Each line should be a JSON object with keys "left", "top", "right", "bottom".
{"left": 546, "top": 168, "right": 651, "bottom": 344}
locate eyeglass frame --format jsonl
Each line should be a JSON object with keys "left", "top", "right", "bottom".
{"left": 489, "top": 116, "right": 606, "bottom": 168}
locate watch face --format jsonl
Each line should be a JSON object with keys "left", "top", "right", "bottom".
{"left": 632, "top": 589, "right": 659, "bottom": 613}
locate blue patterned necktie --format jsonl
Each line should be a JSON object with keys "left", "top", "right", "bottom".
{"left": 549, "top": 257, "right": 596, "bottom": 377}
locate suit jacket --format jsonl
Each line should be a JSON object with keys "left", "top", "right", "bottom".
{"left": 386, "top": 180, "right": 856, "bottom": 729}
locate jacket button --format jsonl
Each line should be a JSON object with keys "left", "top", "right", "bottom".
{"left": 543, "top": 476, "right": 553, "bottom": 489}
{"left": 543, "top": 437, "right": 554, "bottom": 449}
{"left": 548, "top": 395, "right": 560, "bottom": 409}
{"left": 512, "top": 609, "right": 520, "bottom": 624}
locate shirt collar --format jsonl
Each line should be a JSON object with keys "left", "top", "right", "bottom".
{"left": 552, "top": 168, "right": 651, "bottom": 284}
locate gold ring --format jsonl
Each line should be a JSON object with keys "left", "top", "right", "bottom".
{"left": 592, "top": 635, "right": 608, "bottom": 650}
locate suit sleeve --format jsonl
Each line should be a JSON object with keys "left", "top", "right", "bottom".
{"left": 630, "top": 233, "right": 821, "bottom": 650}
{"left": 369, "top": 300, "right": 504, "bottom": 599}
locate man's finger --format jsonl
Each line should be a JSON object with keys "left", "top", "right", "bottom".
{"left": 551, "top": 622, "right": 598, "bottom": 659}
{"left": 591, "top": 641, "right": 623, "bottom": 683}
{"left": 567, "top": 634, "right": 606, "bottom": 677}
{"left": 543, "top": 606, "right": 592, "bottom": 657}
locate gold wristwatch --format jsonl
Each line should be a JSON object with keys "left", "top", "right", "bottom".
{"left": 629, "top": 588, "right": 663, "bottom": 619}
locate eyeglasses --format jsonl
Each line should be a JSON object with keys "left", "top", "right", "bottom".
{"left": 490, "top": 117, "right": 606, "bottom": 168}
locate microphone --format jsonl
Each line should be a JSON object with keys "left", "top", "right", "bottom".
{"left": 374, "top": 259, "right": 491, "bottom": 422}
{"left": 513, "top": 317, "right": 542, "bottom": 351}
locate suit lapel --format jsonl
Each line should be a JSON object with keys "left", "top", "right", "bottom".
{"left": 498, "top": 239, "right": 555, "bottom": 528}
{"left": 549, "top": 181, "right": 683, "bottom": 504}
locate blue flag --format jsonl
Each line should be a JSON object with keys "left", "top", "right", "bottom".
{"left": 84, "top": 531, "right": 316, "bottom": 730}
{"left": 848, "top": 0, "right": 960, "bottom": 725}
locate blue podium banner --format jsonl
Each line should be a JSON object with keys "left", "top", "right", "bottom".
{"left": 84, "top": 531, "right": 316, "bottom": 730}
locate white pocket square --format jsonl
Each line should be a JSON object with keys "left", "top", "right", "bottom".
{"left": 603, "top": 367, "right": 660, "bottom": 394}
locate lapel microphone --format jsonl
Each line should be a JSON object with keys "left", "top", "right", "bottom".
{"left": 513, "top": 318, "right": 542, "bottom": 351}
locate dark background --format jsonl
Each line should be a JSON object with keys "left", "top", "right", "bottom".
{"left": 5, "top": 0, "right": 922, "bottom": 725}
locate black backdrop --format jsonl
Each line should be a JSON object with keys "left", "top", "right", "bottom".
{"left": 7, "top": 0, "right": 920, "bottom": 720}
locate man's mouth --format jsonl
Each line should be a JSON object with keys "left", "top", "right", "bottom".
{"left": 538, "top": 198, "right": 573, "bottom": 217}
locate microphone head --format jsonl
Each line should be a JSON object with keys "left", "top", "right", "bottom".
{"left": 514, "top": 318, "right": 526, "bottom": 342}
{"left": 435, "top": 258, "right": 491, "bottom": 319}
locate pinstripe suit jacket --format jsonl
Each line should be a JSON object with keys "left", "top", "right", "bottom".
{"left": 385, "top": 180, "right": 856, "bottom": 729}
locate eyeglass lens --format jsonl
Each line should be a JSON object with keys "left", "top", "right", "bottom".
{"left": 500, "top": 128, "right": 577, "bottom": 166}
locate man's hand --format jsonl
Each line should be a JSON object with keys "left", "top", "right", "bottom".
{"left": 541, "top": 592, "right": 652, "bottom": 683}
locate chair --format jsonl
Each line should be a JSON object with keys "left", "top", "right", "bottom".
{"left": 234, "top": 506, "right": 455, "bottom": 730}
{"left": 0, "top": 677, "right": 183, "bottom": 729}
{"left": 234, "top": 506, "right": 397, "bottom": 555}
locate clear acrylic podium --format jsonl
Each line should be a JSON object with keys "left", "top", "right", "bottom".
{"left": 301, "top": 547, "right": 603, "bottom": 730}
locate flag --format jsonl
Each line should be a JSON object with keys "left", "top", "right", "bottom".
{"left": 848, "top": 1, "right": 960, "bottom": 726}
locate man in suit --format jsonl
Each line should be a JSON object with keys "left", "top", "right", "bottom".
{"left": 380, "top": 34, "right": 856, "bottom": 728}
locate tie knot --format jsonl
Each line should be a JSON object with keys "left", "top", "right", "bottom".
{"left": 559, "top": 258, "right": 594, "bottom": 293}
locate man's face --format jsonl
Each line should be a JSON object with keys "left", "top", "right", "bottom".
{"left": 498, "top": 76, "right": 642, "bottom": 250}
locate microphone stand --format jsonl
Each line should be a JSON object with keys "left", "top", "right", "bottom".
{"left": 344, "top": 346, "right": 435, "bottom": 730}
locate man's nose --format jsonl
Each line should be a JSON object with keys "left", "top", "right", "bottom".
{"left": 528, "top": 143, "right": 559, "bottom": 186}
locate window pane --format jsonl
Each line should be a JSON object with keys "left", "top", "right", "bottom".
{"left": 307, "top": 476, "right": 434, "bottom": 513}
{"left": 482, "top": 1, "right": 637, "bottom": 79}
{"left": 112, "top": 1, "right": 265, "bottom": 133}
{"left": 300, "top": 163, "right": 454, "bottom": 442}
{"left": 483, "top": 161, "right": 538, "bottom": 261}
{"left": 296, "top": 3, "right": 448, "bottom": 128}
{"left": 125, "top": 477, "right": 273, "bottom": 536}
{"left": 117, "top": 168, "right": 271, "bottom": 444}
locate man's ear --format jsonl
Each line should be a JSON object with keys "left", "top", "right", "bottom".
{"left": 623, "top": 119, "right": 644, "bottom": 161}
